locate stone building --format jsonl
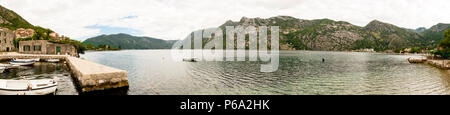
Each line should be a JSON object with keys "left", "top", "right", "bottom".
{"left": 15, "top": 28, "right": 34, "bottom": 38}
{"left": 1, "top": 27, "right": 73, "bottom": 54}
{"left": 0, "top": 28, "right": 16, "bottom": 52}
{"left": 19, "top": 40, "right": 78, "bottom": 56}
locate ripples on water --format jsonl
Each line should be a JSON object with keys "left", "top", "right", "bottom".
{"left": 79, "top": 50, "right": 450, "bottom": 95}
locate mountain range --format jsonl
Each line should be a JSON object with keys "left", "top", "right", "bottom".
{"left": 83, "top": 33, "right": 177, "bottom": 49}
{"left": 85, "top": 17, "right": 449, "bottom": 51}
{"left": 201, "top": 16, "right": 449, "bottom": 51}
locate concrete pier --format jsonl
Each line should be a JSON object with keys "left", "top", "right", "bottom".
{"left": 0, "top": 52, "right": 128, "bottom": 92}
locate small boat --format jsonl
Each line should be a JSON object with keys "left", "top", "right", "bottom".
{"left": 183, "top": 58, "right": 198, "bottom": 62}
{"left": 10, "top": 60, "right": 36, "bottom": 66}
{"left": 0, "top": 79, "right": 58, "bottom": 95}
{"left": 46, "top": 59, "right": 60, "bottom": 63}
{"left": 0, "top": 67, "right": 4, "bottom": 73}
{"left": 14, "top": 58, "right": 40, "bottom": 62}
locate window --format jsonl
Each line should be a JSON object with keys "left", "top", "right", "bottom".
{"left": 34, "top": 45, "right": 41, "bottom": 51}
{"left": 24, "top": 45, "right": 31, "bottom": 51}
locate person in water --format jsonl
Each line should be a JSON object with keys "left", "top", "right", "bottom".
{"left": 322, "top": 58, "right": 325, "bottom": 62}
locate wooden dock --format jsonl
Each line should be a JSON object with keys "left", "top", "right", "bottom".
{"left": 0, "top": 52, "right": 128, "bottom": 92}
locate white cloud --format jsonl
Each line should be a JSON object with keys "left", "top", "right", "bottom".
{"left": 0, "top": 0, "right": 449, "bottom": 41}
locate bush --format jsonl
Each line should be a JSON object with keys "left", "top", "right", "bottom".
{"left": 409, "top": 47, "right": 421, "bottom": 53}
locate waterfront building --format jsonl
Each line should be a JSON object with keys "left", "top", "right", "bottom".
{"left": 0, "top": 28, "right": 16, "bottom": 52}
{"left": 18, "top": 40, "right": 78, "bottom": 56}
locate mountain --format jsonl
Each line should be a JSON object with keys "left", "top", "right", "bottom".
{"left": 421, "top": 23, "right": 450, "bottom": 47}
{"left": 0, "top": 5, "right": 34, "bottom": 30}
{"left": 83, "top": 33, "right": 177, "bottom": 49}
{"left": 189, "top": 16, "right": 449, "bottom": 51}
{"left": 409, "top": 27, "right": 426, "bottom": 33}
{"left": 0, "top": 4, "right": 54, "bottom": 38}
{"left": 356, "top": 20, "right": 426, "bottom": 50}
{"left": 205, "top": 16, "right": 366, "bottom": 51}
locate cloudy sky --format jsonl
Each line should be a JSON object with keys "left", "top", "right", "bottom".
{"left": 0, "top": 0, "right": 449, "bottom": 41}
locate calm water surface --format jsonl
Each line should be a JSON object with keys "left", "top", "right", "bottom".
{"left": 77, "top": 50, "right": 450, "bottom": 95}
{"left": 2, "top": 50, "right": 448, "bottom": 95}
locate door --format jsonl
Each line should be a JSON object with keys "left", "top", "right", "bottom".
{"left": 6, "top": 47, "right": 9, "bottom": 52}
{"left": 56, "top": 46, "right": 61, "bottom": 55}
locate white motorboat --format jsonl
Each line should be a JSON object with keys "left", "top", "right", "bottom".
{"left": 0, "top": 79, "right": 58, "bottom": 95}
{"left": 46, "top": 59, "right": 60, "bottom": 63}
{"left": 10, "top": 60, "right": 35, "bottom": 66}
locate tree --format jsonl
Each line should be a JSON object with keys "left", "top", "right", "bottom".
{"left": 409, "top": 47, "right": 421, "bottom": 53}
{"left": 434, "top": 29, "right": 450, "bottom": 59}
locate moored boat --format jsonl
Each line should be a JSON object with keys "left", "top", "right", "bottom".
{"left": 46, "top": 59, "right": 60, "bottom": 63}
{"left": 0, "top": 79, "right": 58, "bottom": 95}
{"left": 10, "top": 60, "right": 36, "bottom": 66}
{"left": 13, "top": 58, "right": 40, "bottom": 62}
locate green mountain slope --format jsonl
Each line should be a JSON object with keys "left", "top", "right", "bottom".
{"left": 0, "top": 5, "right": 34, "bottom": 29}
{"left": 83, "top": 33, "right": 176, "bottom": 49}
{"left": 354, "top": 20, "right": 426, "bottom": 51}
{"left": 421, "top": 23, "right": 450, "bottom": 47}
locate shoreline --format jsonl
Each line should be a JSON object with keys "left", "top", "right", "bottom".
{"left": 82, "top": 49, "right": 428, "bottom": 56}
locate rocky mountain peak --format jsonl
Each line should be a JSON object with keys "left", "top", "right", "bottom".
{"left": 364, "top": 20, "right": 398, "bottom": 32}
{"left": 366, "top": 20, "right": 390, "bottom": 27}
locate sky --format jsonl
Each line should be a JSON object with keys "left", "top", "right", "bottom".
{"left": 0, "top": 0, "right": 449, "bottom": 41}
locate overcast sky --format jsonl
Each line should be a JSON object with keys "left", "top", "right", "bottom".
{"left": 0, "top": 0, "right": 449, "bottom": 41}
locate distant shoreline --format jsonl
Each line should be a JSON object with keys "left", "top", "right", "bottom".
{"left": 82, "top": 49, "right": 429, "bottom": 56}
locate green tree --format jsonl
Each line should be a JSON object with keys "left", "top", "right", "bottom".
{"left": 434, "top": 29, "right": 450, "bottom": 59}
{"left": 409, "top": 47, "right": 421, "bottom": 53}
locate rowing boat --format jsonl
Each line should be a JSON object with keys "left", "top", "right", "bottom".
{"left": 0, "top": 79, "right": 58, "bottom": 95}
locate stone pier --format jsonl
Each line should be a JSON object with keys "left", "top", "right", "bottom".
{"left": 425, "top": 59, "right": 450, "bottom": 70}
{"left": 65, "top": 56, "right": 128, "bottom": 92}
{"left": 0, "top": 52, "right": 128, "bottom": 92}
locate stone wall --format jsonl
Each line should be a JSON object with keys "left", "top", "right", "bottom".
{"left": 0, "top": 28, "right": 15, "bottom": 52}
{"left": 47, "top": 42, "right": 78, "bottom": 56}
